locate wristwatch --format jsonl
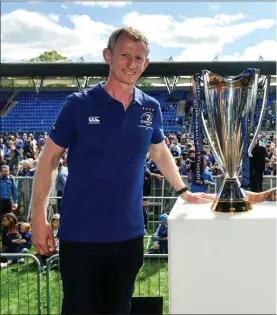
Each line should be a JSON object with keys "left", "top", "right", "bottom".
{"left": 176, "top": 186, "right": 189, "bottom": 196}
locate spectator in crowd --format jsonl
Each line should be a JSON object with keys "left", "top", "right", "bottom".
{"left": 23, "top": 139, "right": 35, "bottom": 159}
{"left": 250, "top": 138, "right": 268, "bottom": 192}
{"left": 146, "top": 153, "right": 162, "bottom": 175}
{"left": 188, "top": 158, "right": 215, "bottom": 193}
{"left": 51, "top": 214, "right": 60, "bottom": 252}
{"left": 0, "top": 165, "right": 18, "bottom": 219}
{"left": 208, "top": 163, "right": 224, "bottom": 178}
{"left": 18, "top": 160, "right": 32, "bottom": 176}
{"left": 19, "top": 223, "right": 32, "bottom": 250}
{"left": 264, "top": 158, "right": 273, "bottom": 175}
{"left": 0, "top": 138, "right": 8, "bottom": 158}
{"left": 27, "top": 159, "right": 39, "bottom": 177}
{"left": 0, "top": 155, "right": 6, "bottom": 168}
{"left": 56, "top": 161, "right": 68, "bottom": 213}
{"left": 267, "top": 145, "right": 276, "bottom": 160}
{"left": 155, "top": 213, "right": 168, "bottom": 254}
{"left": 31, "top": 26, "right": 213, "bottom": 315}
{"left": 174, "top": 156, "right": 183, "bottom": 174}
{"left": 0, "top": 213, "right": 28, "bottom": 269}
{"left": 8, "top": 144, "right": 20, "bottom": 170}
{"left": 11, "top": 164, "right": 20, "bottom": 176}
{"left": 15, "top": 134, "right": 24, "bottom": 150}
{"left": 142, "top": 160, "right": 164, "bottom": 232}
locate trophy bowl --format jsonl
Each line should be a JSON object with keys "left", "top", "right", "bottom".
{"left": 202, "top": 69, "right": 270, "bottom": 213}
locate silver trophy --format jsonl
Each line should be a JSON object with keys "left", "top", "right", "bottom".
{"left": 202, "top": 69, "right": 270, "bottom": 213}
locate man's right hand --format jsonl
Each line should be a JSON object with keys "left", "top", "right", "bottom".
{"left": 32, "top": 219, "right": 56, "bottom": 255}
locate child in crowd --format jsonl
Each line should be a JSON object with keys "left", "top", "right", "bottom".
{"left": 19, "top": 223, "right": 32, "bottom": 250}
{"left": 50, "top": 214, "right": 60, "bottom": 252}
{"left": 155, "top": 213, "right": 168, "bottom": 254}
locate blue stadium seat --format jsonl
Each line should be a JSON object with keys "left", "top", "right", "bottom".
{"left": 1, "top": 90, "right": 276, "bottom": 134}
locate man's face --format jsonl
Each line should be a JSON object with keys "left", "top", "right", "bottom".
{"left": 23, "top": 162, "right": 29, "bottom": 169}
{"left": 1, "top": 167, "right": 9, "bottom": 177}
{"left": 13, "top": 165, "right": 19, "bottom": 173}
{"left": 103, "top": 34, "right": 149, "bottom": 86}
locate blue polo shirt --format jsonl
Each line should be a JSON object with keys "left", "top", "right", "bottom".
{"left": 49, "top": 82, "right": 165, "bottom": 243}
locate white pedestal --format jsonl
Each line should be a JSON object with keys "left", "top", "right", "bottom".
{"left": 168, "top": 199, "right": 276, "bottom": 314}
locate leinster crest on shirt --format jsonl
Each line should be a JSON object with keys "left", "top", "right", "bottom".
{"left": 139, "top": 108, "right": 154, "bottom": 130}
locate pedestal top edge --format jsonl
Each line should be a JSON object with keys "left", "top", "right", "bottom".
{"left": 168, "top": 197, "right": 277, "bottom": 221}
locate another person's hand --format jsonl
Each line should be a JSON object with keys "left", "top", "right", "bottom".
{"left": 32, "top": 219, "right": 56, "bottom": 256}
{"left": 245, "top": 187, "right": 277, "bottom": 204}
{"left": 156, "top": 174, "right": 164, "bottom": 182}
{"left": 181, "top": 191, "right": 215, "bottom": 203}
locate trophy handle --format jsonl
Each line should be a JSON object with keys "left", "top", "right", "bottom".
{"left": 201, "top": 71, "right": 226, "bottom": 175}
{"left": 248, "top": 75, "right": 271, "bottom": 156}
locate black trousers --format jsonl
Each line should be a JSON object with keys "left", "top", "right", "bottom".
{"left": 0, "top": 199, "right": 12, "bottom": 244}
{"left": 59, "top": 236, "right": 144, "bottom": 315}
{"left": 250, "top": 168, "right": 264, "bottom": 193}
{"left": 0, "top": 199, "right": 12, "bottom": 217}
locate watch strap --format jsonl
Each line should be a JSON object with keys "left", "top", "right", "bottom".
{"left": 176, "top": 186, "right": 189, "bottom": 196}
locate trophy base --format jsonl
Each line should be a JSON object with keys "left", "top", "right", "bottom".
{"left": 212, "top": 178, "right": 252, "bottom": 213}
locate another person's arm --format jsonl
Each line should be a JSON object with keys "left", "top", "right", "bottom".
{"left": 204, "top": 172, "right": 215, "bottom": 186}
{"left": 245, "top": 187, "right": 277, "bottom": 203}
{"left": 11, "top": 178, "right": 18, "bottom": 208}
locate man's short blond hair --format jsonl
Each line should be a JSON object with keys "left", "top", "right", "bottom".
{"left": 107, "top": 26, "right": 150, "bottom": 55}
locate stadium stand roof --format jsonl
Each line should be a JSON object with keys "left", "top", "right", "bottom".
{"left": 1, "top": 61, "right": 276, "bottom": 77}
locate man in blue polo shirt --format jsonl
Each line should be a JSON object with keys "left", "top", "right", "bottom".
{"left": 31, "top": 27, "right": 213, "bottom": 314}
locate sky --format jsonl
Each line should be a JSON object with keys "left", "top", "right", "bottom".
{"left": 1, "top": 1, "right": 276, "bottom": 62}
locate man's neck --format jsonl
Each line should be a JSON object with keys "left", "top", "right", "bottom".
{"left": 103, "top": 77, "right": 134, "bottom": 109}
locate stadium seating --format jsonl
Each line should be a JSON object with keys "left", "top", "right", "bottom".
{"left": 0, "top": 89, "right": 276, "bottom": 134}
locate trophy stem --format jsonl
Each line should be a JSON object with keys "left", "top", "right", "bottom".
{"left": 212, "top": 178, "right": 252, "bottom": 213}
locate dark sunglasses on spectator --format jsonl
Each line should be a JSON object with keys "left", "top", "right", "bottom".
{"left": 52, "top": 219, "right": 59, "bottom": 222}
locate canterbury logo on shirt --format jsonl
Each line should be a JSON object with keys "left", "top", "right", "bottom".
{"left": 88, "top": 116, "right": 100, "bottom": 124}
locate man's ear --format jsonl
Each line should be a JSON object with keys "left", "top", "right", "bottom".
{"left": 142, "top": 58, "right": 150, "bottom": 72}
{"left": 103, "top": 48, "right": 112, "bottom": 65}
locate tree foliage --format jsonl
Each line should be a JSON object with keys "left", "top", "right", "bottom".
{"left": 29, "top": 50, "right": 67, "bottom": 62}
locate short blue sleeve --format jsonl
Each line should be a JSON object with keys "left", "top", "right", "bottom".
{"left": 49, "top": 95, "right": 77, "bottom": 149}
{"left": 208, "top": 172, "right": 215, "bottom": 183}
{"left": 151, "top": 103, "right": 165, "bottom": 144}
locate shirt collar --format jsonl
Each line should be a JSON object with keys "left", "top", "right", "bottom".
{"left": 94, "top": 82, "right": 143, "bottom": 106}
{"left": 2, "top": 175, "right": 10, "bottom": 180}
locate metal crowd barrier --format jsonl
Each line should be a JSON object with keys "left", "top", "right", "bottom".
{"left": 0, "top": 252, "right": 168, "bottom": 315}
{"left": 0, "top": 253, "right": 41, "bottom": 315}
{"left": 13, "top": 175, "right": 276, "bottom": 223}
